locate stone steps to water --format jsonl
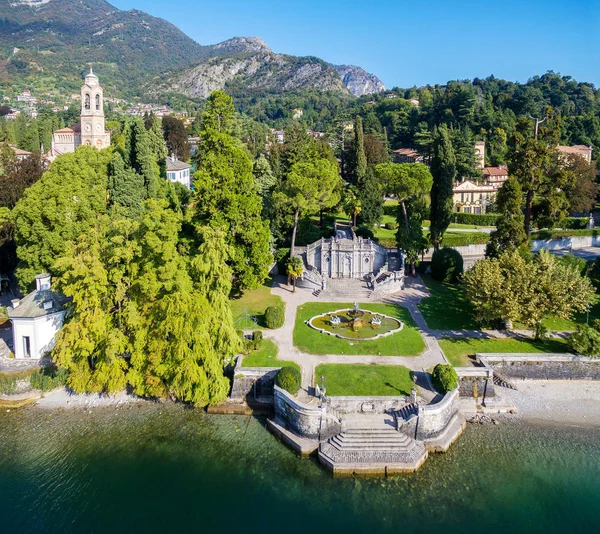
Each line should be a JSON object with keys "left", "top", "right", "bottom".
{"left": 318, "top": 420, "right": 428, "bottom": 475}
{"left": 493, "top": 372, "right": 517, "bottom": 390}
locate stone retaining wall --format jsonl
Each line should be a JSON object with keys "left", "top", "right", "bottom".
{"left": 416, "top": 390, "right": 460, "bottom": 441}
{"left": 230, "top": 357, "right": 279, "bottom": 403}
{"left": 327, "top": 396, "right": 409, "bottom": 414}
{"left": 456, "top": 367, "right": 496, "bottom": 398}
{"left": 480, "top": 354, "right": 600, "bottom": 381}
{"left": 274, "top": 386, "right": 341, "bottom": 440}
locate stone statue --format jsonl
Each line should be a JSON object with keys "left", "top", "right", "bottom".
{"left": 353, "top": 302, "right": 359, "bottom": 314}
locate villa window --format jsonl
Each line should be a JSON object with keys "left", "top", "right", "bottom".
{"left": 85, "top": 93, "right": 90, "bottom": 110}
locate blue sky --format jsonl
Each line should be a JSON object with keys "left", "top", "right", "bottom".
{"left": 111, "top": 0, "right": 600, "bottom": 89}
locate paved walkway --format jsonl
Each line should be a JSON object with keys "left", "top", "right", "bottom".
{"left": 266, "top": 276, "right": 447, "bottom": 402}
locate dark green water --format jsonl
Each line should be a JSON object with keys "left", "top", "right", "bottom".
{"left": 1, "top": 404, "right": 599, "bottom": 534}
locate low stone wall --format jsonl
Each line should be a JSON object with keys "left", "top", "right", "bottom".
{"left": 416, "top": 389, "right": 460, "bottom": 441}
{"left": 274, "top": 386, "right": 341, "bottom": 440}
{"left": 230, "top": 357, "right": 279, "bottom": 403}
{"left": 531, "top": 234, "right": 600, "bottom": 252}
{"left": 479, "top": 354, "right": 600, "bottom": 381}
{"left": 456, "top": 367, "right": 496, "bottom": 399}
{"left": 327, "top": 396, "right": 409, "bottom": 414}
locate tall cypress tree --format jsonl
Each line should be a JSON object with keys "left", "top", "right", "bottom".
{"left": 108, "top": 152, "right": 146, "bottom": 216}
{"left": 353, "top": 115, "right": 367, "bottom": 183}
{"left": 429, "top": 125, "right": 457, "bottom": 250}
{"left": 124, "top": 117, "right": 159, "bottom": 199}
{"left": 485, "top": 177, "right": 527, "bottom": 258}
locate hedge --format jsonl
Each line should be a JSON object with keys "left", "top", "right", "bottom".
{"left": 431, "top": 248, "right": 464, "bottom": 283}
{"left": 451, "top": 212, "right": 500, "bottom": 226}
{"left": 265, "top": 305, "right": 285, "bottom": 329}
{"left": 276, "top": 366, "right": 301, "bottom": 395}
{"left": 432, "top": 364, "right": 459, "bottom": 394}
{"left": 531, "top": 229, "right": 599, "bottom": 240}
{"left": 442, "top": 232, "right": 490, "bottom": 247}
{"left": 383, "top": 204, "right": 398, "bottom": 217}
{"left": 561, "top": 217, "right": 589, "bottom": 230}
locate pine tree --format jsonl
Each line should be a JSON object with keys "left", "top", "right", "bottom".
{"left": 429, "top": 125, "right": 457, "bottom": 250}
{"left": 108, "top": 152, "right": 146, "bottom": 216}
{"left": 485, "top": 177, "right": 527, "bottom": 258}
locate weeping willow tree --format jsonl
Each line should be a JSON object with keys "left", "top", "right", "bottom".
{"left": 53, "top": 200, "right": 240, "bottom": 406}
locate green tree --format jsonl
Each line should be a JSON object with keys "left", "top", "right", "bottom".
{"left": 13, "top": 146, "right": 111, "bottom": 289}
{"left": 286, "top": 255, "right": 304, "bottom": 292}
{"left": 464, "top": 249, "right": 594, "bottom": 336}
{"left": 342, "top": 186, "right": 362, "bottom": 227}
{"left": 162, "top": 115, "right": 190, "bottom": 161}
{"left": 429, "top": 125, "right": 457, "bottom": 250}
{"left": 274, "top": 157, "right": 341, "bottom": 255}
{"left": 485, "top": 177, "right": 527, "bottom": 258}
{"left": 192, "top": 91, "right": 272, "bottom": 292}
{"left": 353, "top": 115, "right": 367, "bottom": 183}
{"left": 569, "top": 325, "right": 600, "bottom": 357}
{"left": 124, "top": 117, "right": 160, "bottom": 199}
{"left": 375, "top": 162, "right": 432, "bottom": 275}
{"left": 253, "top": 154, "right": 276, "bottom": 197}
{"left": 107, "top": 152, "right": 146, "bottom": 216}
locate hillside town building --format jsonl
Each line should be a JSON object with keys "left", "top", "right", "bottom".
{"left": 166, "top": 155, "right": 192, "bottom": 189}
{"left": 50, "top": 69, "right": 111, "bottom": 158}
{"left": 558, "top": 145, "right": 593, "bottom": 164}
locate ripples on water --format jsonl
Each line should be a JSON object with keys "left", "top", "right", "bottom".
{"left": 0, "top": 404, "right": 599, "bottom": 533}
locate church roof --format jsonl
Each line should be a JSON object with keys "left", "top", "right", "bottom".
{"left": 166, "top": 155, "right": 190, "bottom": 171}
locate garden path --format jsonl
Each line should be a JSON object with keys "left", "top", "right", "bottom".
{"left": 266, "top": 276, "right": 447, "bottom": 402}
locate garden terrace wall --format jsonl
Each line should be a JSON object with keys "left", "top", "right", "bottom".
{"left": 531, "top": 234, "right": 600, "bottom": 252}
{"left": 479, "top": 354, "right": 600, "bottom": 381}
{"left": 273, "top": 386, "right": 341, "bottom": 440}
{"left": 327, "top": 396, "right": 410, "bottom": 415}
{"left": 416, "top": 390, "right": 461, "bottom": 441}
{"left": 230, "top": 357, "right": 279, "bottom": 403}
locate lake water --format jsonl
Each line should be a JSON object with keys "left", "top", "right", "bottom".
{"left": 1, "top": 404, "right": 599, "bottom": 533}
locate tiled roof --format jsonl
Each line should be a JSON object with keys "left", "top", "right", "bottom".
{"left": 8, "top": 145, "right": 32, "bottom": 156}
{"left": 483, "top": 166, "right": 509, "bottom": 176}
{"left": 557, "top": 145, "right": 592, "bottom": 155}
{"left": 166, "top": 156, "right": 190, "bottom": 171}
{"left": 393, "top": 148, "right": 420, "bottom": 157}
{"left": 8, "top": 289, "right": 69, "bottom": 319}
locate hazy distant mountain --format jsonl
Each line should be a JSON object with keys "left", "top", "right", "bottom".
{"left": 0, "top": 0, "right": 385, "bottom": 98}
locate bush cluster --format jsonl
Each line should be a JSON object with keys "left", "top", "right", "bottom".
{"left": 265, "top": 305, "right": 285, "bottom": 329}
{"left": 442, "top": 233, "right": 490, "bottom": 247}
{"left": 384, "top": 222, "right": 398, "bottom": 231}
{"left": 276, "top": 366, "right": 301, "bottom": 395}
{"left": 451, "top": 212, "right": 500, "bottom": 226}
{"left": 431, "top": 247, "right": 464, "bottom": 283}
{"left": 561, "top": 217, "right": 589, "bottom": 230}
{"left": 431, "top": 364, "right": 459, "bottom": 394}
{"left": 30, "top": 367, "right": 69, "bottom": 392}
{"left": 355, "top": 225, "right": 375, "bottom": 240}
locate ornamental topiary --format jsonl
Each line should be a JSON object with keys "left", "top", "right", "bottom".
{"left": 265, "top": 305, "right": 285, "bottom": 329}
{"left": 431, "top": 247, "right": 464, "bottom": 283}
{"left": 276, "top": 366, "right": 301, "bottom": 395}
{"left": 431, "top": 364, "right": 459, "bottom": 394}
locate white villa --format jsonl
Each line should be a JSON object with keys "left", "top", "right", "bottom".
{"left": 7, "top": 274, "right": 68, "bottom": 360}
{"left": 166, "top": 155, "right": 192, "bottom": 189}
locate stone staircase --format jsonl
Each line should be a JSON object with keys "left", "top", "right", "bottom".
{"left": 320, "top": 278, "right": 373, "bottom": 300}
{"left": 318, "top": 417, "right": 428, "bottom": 475}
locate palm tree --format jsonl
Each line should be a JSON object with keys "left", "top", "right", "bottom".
{"left": 343, "top": 186, "right": 362, "bottom": 228}
{"left": 286, "top": 256, "right": 304, "bottom": 292}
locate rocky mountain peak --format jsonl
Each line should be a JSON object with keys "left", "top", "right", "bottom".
{"left": 333, "top": 65, "right": 386, "bottom": 97}
{"left": 211, "top": 36, "right": 272, "bottom": 55}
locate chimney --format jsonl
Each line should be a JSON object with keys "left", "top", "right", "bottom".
{"left": 11, "top": 299, "right": 20, "bottom": 309}
{"left": 35, "top": 273, "right": 52, "bottom": 291}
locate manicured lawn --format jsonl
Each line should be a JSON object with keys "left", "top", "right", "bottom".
{"left": 230, "top": 278, "right": 284, "bottom": 329}
{"left": 542, "top": 297, "right": 600, "bottom": 331}
{"left": 418, "top": 275, "right": 478, "bottom": 330}
{"left": 439, "top": 337, "right": 571, "bottom": 367}
{"left": 241, "top": 340, "right": 300, "bottom": 372}
{"left": 294, "top": 302, "right": 425, "bottom": 356}
{"left": 316, "top": 364, "right": 414, "bottom": 396}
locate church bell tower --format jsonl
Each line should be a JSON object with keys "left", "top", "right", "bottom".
{"left": 80, "top": 68, "right": 110, "bottom": 149}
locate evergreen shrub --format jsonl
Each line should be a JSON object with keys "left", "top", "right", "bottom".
{"left": 569, "top": 325, "right": 600, "bottom": 357}
{"left": 384, "top": 222, "right": 398, "bottom": 230}
{"left": 431, "top": 248, "right": 464, "bottom": 283}
{"left": 431, "top": 364, "right": 459, "bottom": 394}
{"left": 265, "top": 305, "right": 285, "bottom": 329}
{"left": 276, "top": 366, "right": 301, "bottom": 395}
{"left": 355, "top": 225, "right": 375, "bottom": 240}
{"left": 452, "top": 212, "right": 500, "bottom": 226}
{"left": 251, "top": 330, "right": 263, "bottom": 350}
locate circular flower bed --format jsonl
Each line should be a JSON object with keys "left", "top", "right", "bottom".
{"left": 307, "top": 308, "right": 404, "bottom": 341}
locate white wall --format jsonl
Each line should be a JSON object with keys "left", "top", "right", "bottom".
{"left": 11, "top": 312, "right": 65, "bottom": 360}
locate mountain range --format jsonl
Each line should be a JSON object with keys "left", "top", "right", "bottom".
{"left": 0, "top": 0, "right": 385, "bottom": 99}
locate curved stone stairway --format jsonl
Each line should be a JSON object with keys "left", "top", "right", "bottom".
{"left": 318, "top": 414, "right": 428, "bottom": 476}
